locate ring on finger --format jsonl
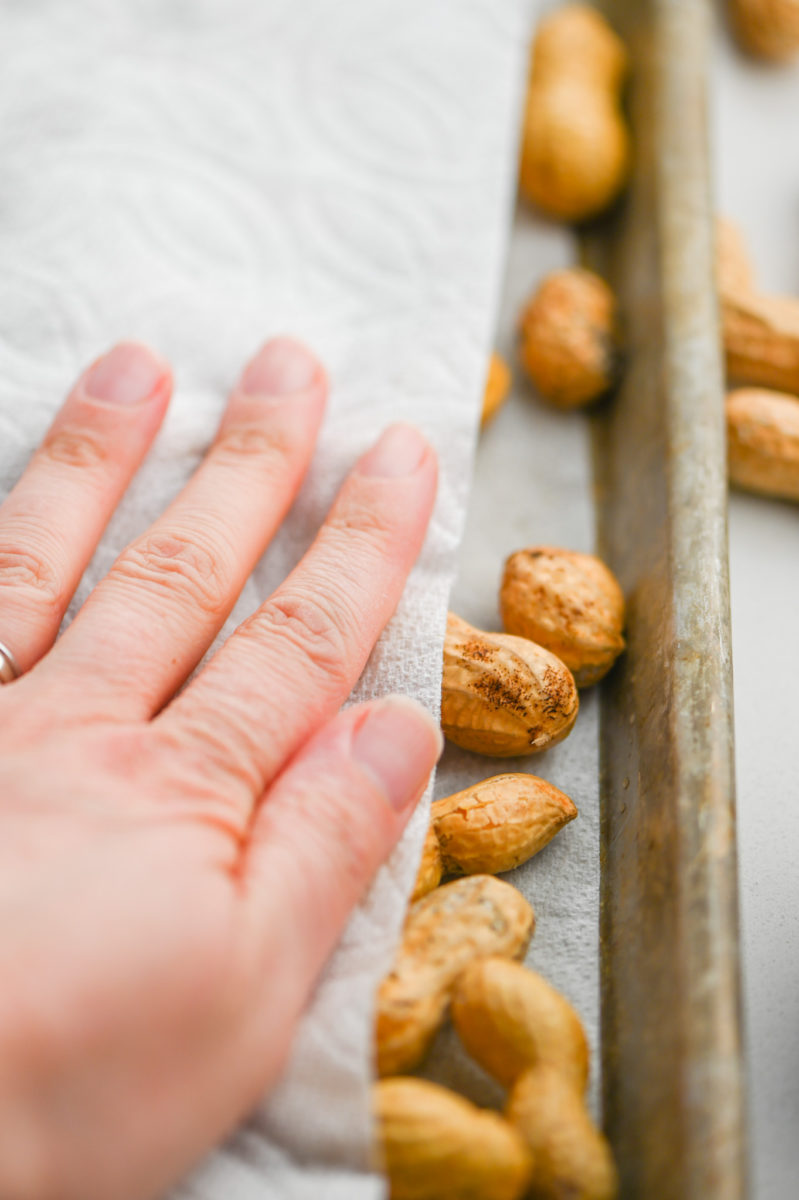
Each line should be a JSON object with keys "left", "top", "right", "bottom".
{"left": 0, "top": 640, "right": 21, "bottom": 684}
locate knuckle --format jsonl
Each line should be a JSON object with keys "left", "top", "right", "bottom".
{"left": 148, "top": 719, "right": 259, "bottom": 831}
{"left": 0, "top": 543, "right": 65, "bottom": 612}
{"left": 213, "top": 423, "right": 292, "bottom": 463}
{"left": 327, "top": 499, "right": 395, "bottom": 548}
{"left": 249, "top": 591, "right": 352, "bottom": 688}
{"left": 40, "top": 426, "right": 108, "bottom": 470}
{"left": 110, "top": 530, "right": 230, "bottom": 617}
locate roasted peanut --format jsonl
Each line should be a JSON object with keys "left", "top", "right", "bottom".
{"left": 717, "top": 216, "right": 755, "bottom": 298}
{"left": 442, "top": 612, "right": 579, "bottom": 756}
{"left": 432, "top": 774, "right": 577, "bottom": 878}
{"left": 520, "top": 6, "right": 630, "bottom": 222}
{"left": 482, "top": 353, "right": 512, "bottom": 427}
{"left": 500, "top": 547, "right": 625, "bottom": 687}
{"left": 375, "top": 1077, "right": 534, "bottom": 1200}
{"left": 729, "top": 0, "right": 799, "bottom": 60}
{"left": 507, "top": 1065, "right": 618, "bottom": 1200}
{"left": 375, "top": 876, "right": 535, "bottom": 1077}
{"left": 727, "top": 387, "right": 799, "bottom": 501}
{"left": 718, "top": 217, "right": 799, "bottom": 393}
{"left": 518, "top": 269, "right": 617, "bottom": 409}
{"left": 410, "top": 824, "right": 443, "bottom": 902}
{"left": 723, "top": 285, "right": 799, "bottom": 393}
{"left": 451, "top": 958, "right": 589, "bottom": 1092}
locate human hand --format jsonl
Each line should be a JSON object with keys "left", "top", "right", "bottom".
{"left": 0, "top": 339, "right": 441, "bottom": 1200}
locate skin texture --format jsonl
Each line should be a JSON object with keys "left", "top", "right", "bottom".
{"left": 0, "top": 338, "right": 441, "bottom": 1200}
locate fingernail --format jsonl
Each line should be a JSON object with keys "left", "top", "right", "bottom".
{"left": 357, "top": 424, "right": 429, "bottom": 478}
{"left": 351, "top": 696, "right": 443, "bottom": 812}
{"left": 240, "top": 337, "right": 319, "bottom": 397}
{"left": 84, "top": 342, "right": 168, "bottom": 405}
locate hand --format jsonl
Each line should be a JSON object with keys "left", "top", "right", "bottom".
{"left": 0, "top": 339, "right": 441, "bottom": 1200}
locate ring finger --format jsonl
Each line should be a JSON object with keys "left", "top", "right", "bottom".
{"left": 0, "top": 342, "right": 172, "bottom": 671}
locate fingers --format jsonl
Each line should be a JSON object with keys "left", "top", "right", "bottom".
{"left": 0, "top": 343, "right": 171, "bottom": 670}
{"left": 155, "top": 423, "right": 437, "bottom": 808}
{"left": 244, "top": 697, "right": 441, "bottom": 987}
{"left": 37, "top": 338, "right": 327, "bottom": 711}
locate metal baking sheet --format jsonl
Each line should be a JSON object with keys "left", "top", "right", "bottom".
{"left": 588, "top": 2, "right": 746, "bottom": 1197}
{"left": 427, "top": 2, "right": 747, "bottom": 1198}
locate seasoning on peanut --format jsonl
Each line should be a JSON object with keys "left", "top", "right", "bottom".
{"left": 442, "top": 612, "right": 579, "bottom": 756}
{"left": 500, "top": 547, "right": 625, "bottom": 687}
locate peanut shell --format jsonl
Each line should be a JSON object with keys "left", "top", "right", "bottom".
{"left": 507, "top": 1065, "right": 618, "bottom": 1200}
{"left": 520, "top": 7, "right": 630, "bottom": 222}
{"left": 375, "top": 1077, "right": 534, "bottom": 1200}
{"left": 375, "top": 875, "right": 535, "bottom": 1077}
{"left": 500, "top": 547, "right": 625, "bottom": 687}
{"left": 518, "top": 269, "right": 617, "bottom": 409}
{"left": 727, "top": 387, "right": 799, "bottom": 501}
{"left": 451, "top": 957, "right": 589, "bottom": 1092}
{"left": 730, "top": 0, "right": 799, "bottom": 60}
{"left": 410, "top": 824, "right": 443, "bottom": 903}
{"left": 432, "top": 774, "right": 577, "bottom": 877}
{"left": 482, "top": 353, "right": 512, "bottom": 427}
{"left": 717, "top": 216, "right": 755, "bottom": 298}
{"left": 723, "top": 288, "right": 799, "bottom": 394}
{"left": 442, "top": 612, "right": 578, "bottom": 756}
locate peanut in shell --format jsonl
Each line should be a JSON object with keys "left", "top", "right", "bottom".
{"left": 375, "top": 875, "right": 535, "bottom": 1077}
{"left": 442, "top": 612, "right": 578, "bottom": 756}
{"left": 432, "top": 774, "right": 577, "bottom": 878}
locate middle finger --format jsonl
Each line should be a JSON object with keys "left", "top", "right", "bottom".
{"left": 35, "top": 338, "right": 327, "bottom": 715}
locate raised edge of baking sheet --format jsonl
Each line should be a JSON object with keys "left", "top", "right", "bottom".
{"left": 588, "top": 2, "right": 747, "bottom": 1196}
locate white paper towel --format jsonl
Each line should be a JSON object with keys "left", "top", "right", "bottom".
{"left": 0, "top": 1, "right": 533, "bottom": 1195}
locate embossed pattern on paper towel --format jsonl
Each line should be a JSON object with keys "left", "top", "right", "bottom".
{"left": 0, "top": 1, "right": 531, "bottom": 1195}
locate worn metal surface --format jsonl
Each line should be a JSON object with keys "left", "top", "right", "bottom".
{"left": 587, "top": 1, "right": 747, "bottom": 1197}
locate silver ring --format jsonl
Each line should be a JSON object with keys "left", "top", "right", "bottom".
{"left": 0, "top": 640, "right": 21, "bottom": 684}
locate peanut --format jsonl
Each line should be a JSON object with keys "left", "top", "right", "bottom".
{"left": 520, "top": 6, "right": 630, "bottom": 222}
{"left": 432, "top": 774, "right": 577, "bottom": 878}
{"left": 723, "top": 288, "right": 799, "bottom": 393}
{"left": 717, "top": 216, "right": 755, "bottom": 298}
{"left": 727, "top": 386, "right": 799, "bottom": 501}
{"left": 451, "top": 958, "right": 589, "bottom": 1093}
{"left": 442, "top": 612, "right": 579, "bottom": 756}
{"left": 718, "top": 217, "right": 799, "bottom": 394}
{"left": 518, "top": 269, "right": 617, "bottom": 409}
{"left": 375, "top": 1077, "right": 534, "bottom": 1200}
{"left": 375, "top": 876, "right": 535, "bottom": 1077}
{"left": 482, "top": 353, "right": 512, "bottom": 427}
{"left": 500, "top": 547, "right": 625, "bottom": 687}
{"left": 410, "top": 824, "right": 443, "bottom": 902}
{"left": 506, "top": 1065, "right": 618, "bottom": 1200}
{"left": 729, "top": 0, "right": 799, "bottom": 60}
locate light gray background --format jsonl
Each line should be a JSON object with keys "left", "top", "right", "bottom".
{"left": 713, "top": 14, "right": 799, "bottom": 1199}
